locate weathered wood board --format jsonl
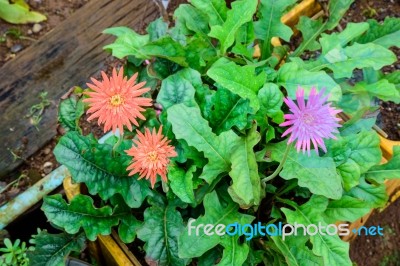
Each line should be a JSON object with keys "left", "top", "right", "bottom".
{"left": 0, "top": 0, "right": 159, "bottom": 178}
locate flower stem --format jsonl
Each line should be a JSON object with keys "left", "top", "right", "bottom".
{"left": 112, "top": 134, "right": 124, "bottom": 157}
{"left": 262, "top": 143, "right": 293, "bottom": 184}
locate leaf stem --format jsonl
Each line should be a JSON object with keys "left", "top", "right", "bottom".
{"left": 262, "top": 143, "right": 293, "bottom": 184}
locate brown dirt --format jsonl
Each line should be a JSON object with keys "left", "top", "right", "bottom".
{"left": 0, "top": 0, "right": 89, "bottom": 67}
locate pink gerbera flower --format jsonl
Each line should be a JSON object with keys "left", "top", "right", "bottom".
{"left": 83, "top": 67, "right": 152, "bottom": 133}
{"left": 125, "top": 126, "right": 177, "bottom": 188}
{"left": 279, "top": 87, "right": 342, "bottom": 155}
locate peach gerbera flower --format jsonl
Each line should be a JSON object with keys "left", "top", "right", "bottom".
{"left": 125, "top": 126, "right": 177, "bottom": 188}
{"left": 83, "top": 67, "right": 152, "bottom": 133}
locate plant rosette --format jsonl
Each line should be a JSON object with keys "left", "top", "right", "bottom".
{"left": 28, "top": 0, "right": 400, "bottom": 265}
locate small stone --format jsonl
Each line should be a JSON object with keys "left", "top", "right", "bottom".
{"left": 32, "top": 23, "right": 43, "bottom": 33}
{"left": 10, "top": 44, "right": 23, "bottom": 53}
{"left": 43, "top": 161, "right": 53, "bottom": 174}
{"left": 27, "top": 29, "right": 33, "bottom": 35}
{"left": 43, "top": 148, "right": 51, "bottom": 155}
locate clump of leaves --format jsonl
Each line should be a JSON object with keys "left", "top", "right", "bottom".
{"left": 32, "top": 0, "right": 400, "bottom": 265}
{"left": 0, "top": 238, "right": 32, "bottom": 266}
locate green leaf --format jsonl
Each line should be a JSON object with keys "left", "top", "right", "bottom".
{"left": 232, "top": 22, "right": 255, "bottom": 59}
{"left": 311, "top": 42, "right": 396, "bottom": 79}
{"left": 255, "top": 83, "right": 284, "bottom": 126}
{"left": 207, "top": 58, "right": 266, "bottom": 111}
{"left": 295, "top": 17, "right": 322, "bottom": 52}
{"left": 178, "top": 191, "right": 254, "bottom": 258}
{"left": 228, "top": 124, "right": 261, "bottom": 207}
{"left": 385, "top": 71, "right": 400, "bottom": 90}
{"left": 103, "top": 27, "right": 149, "bottom": 59}
{"left": 53, "top": 132, "right": 152, "bottom": 208}
{"left": 271, "top": 234, "right": 323, "bottom": 266}
{"left": 346, "top": 177, "right": 388, "bottom": 208}
{"left": 142, "top": 36, "right": 188, "bottom": 67}
{"left": 137, "top": 202, "right": 187, "bottom": 266}
{"left": 174, "top": 4, "right": 210, "bottom": 38}
{"left": 0, "top": 1, "right": 46, "bottom": 24}
{"left": 42, "top": 194, "right": 139, "bottom": 241}
{"left": 146, "top": 18, "right": 168, "bottom": 41}
{"left": 356, "top": 17, "right": 400, "bottom": 48}
{"left": 366, "top": 146, "right": 400, "bottom": 184}
{"left": 209, "top": 87, "right": 252, "bottom": 134}
{"left": 281, "top": 196, "right": 351, "bottom": 266}
{"left": 156, "top": 68, "right": 199, "bottom": 109}
{"left": 28, "top": 231, "right": 85, "bottom": 266}
{"left": 168, "top": 164, "right": 196, "bottom": 204}
{"left": 167, "top": 104, "right": 240, "bottom": 183}
{"left": 292, "top": 0, "right": 353, "bottom": 56}
{"left": 208, "top": 0, "right": 257, "bottom": 54}
{"left": 218, "top": 236, "right": 249, "bottom": 266}
{"left": 268, "top": 141, "right": 342, "bottom": 199}
{"left": 277, "top": 62, "right": 341, "bottom": 102}
{"left": 190, "top": 0, "right": 227, "bottom": 27}
{"left": 347, "top": 79, "right": 400, "bottom": 104}
{"left": 323, "top": 195, "right": 371, "bottom": 223}
{"left": 326, "top": 131, "right": 381, "bottom": 191}
{"left": 58, "top": 96, "right": 84, "bottom": 133}
{"left": 319, "top": 22, "right": 369, "bottom": 52}
{"left": 254, "top": 0, "right": 295, "bottom": 58}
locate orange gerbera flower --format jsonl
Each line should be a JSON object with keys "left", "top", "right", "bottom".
{"left": 83, "top": 67, "right": 152, "bottom": 133}
{"left": 126, "top": 126, "right": 177, "bottom": 188}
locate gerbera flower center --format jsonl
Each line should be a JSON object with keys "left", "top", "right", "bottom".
{"left": 147, "top": 151, "right": 158, "bottom": 162}
{"left": 110, "top": 94, "right": 124, "bottom": 106}
{"left": 301, "top": 113, "right": 315, "bottom": 125}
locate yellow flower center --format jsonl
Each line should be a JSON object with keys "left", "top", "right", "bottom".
{"left": 110, "top": 94, "right": 124, "bottom": 106}
{"left": 147, "top": 151, "right": 158, "bottom": 162}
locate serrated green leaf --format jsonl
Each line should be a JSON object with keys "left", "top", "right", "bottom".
{"left": 146, "top": 18, "right": 168, "bottom": 41}
{"left": 174, "top": 4, "right": 210, "bottom": 39}
{"left": 28, "top": 231, "right": 85, "bottom": 266}
{"left": 53, "top": 132, "right": 152, "bottom": 208}
{"left": 168, "top": 164, "right": 196, "bottom": 204}
{"left": 268, "top": 141, "right": 342, "bottom": 199}
{"left": 311, "top": 43, "right": 396, "bottom": 79}
{"left": 347, "top": 79, "right": 400, "bottom": 104}
{"left": 356, "top": 17, "right": 400, "bottom": 48}
{"left": 156, "top": 68, "right": 198, "bottom": 109}
{"left": 167, "top": 104, "right": 240, "bottom": 183}
{"left": 346, "top": 177, "right": 388, "bottom": 208}
{"left": 58, "top": 97, "right": 84, "bottom": 133}
{"left": 295, "top": 17, "right": 323, "bottom": 52}
{"left": 103, "top": 27, "right": 149, "bottom": 59}
{"left": 0, "top": 1, "right": 46, "bottom": 24}
{"left": 142, "top": 36, "right": 188, "bottom": 67}
{"left": 232, "top": 22, "right": 255, "bottom": 59}
{"left": 207, "top": 58, "right": 266, "bottom": 111}
{"left": 365, "top": 146, "right": 400, "bottom": 184}
{"left": 281, "top": 196, "right": 351, "bottom": 266}
{"left": 326, "top": 131, "right": 382, "bottom": 190}
{"left": 190, "top": 0, "right": 227, "bottom": 27}
{"left": 208, "top": 0, "right": 257, "bottom": 54}
{"left": 277, "top": 62, "right": 341, "bottom": 102}
{"left": 254, "top": 0, "right": 295, "bottom": 58}
{"left": 42, "top": 194, "right": 139, "bottom": 241}
{"left": 209, "top": 87, "right": 252, "bottom": 134}
{"left": 228, "top": 124, "right": 261, "bottom": 207}
{"left": 137, "top": 203, "right": 187, "bottom": 266}
{"left": 271, "top": 234, "right": 323, "bottom": 266}
{"left": 323, "top": 195, "right": 371, "bottom": 223}
{"left": 178, "top": 191, "right": 254, "bottom": 258}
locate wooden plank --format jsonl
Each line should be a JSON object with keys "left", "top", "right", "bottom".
{"left": 0, "top": 0, "right": 159, "bottom": 178}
